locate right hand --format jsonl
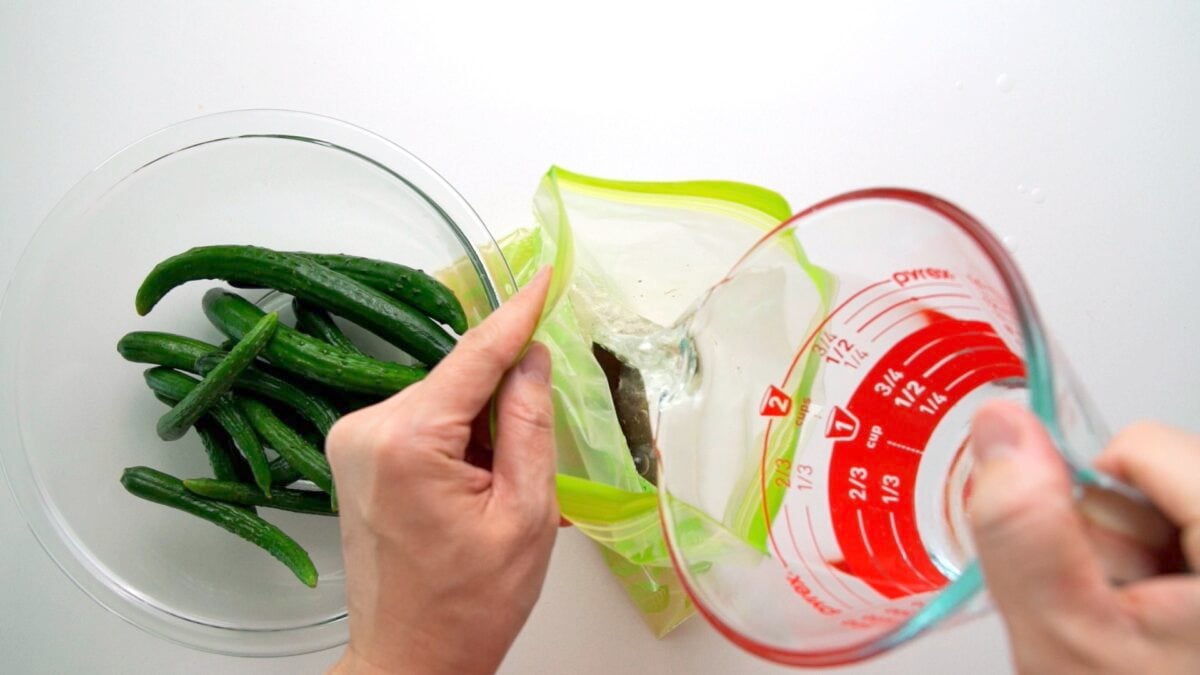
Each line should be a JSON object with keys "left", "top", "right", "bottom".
{"left": 968, "top": 401, "right": 1199, "bottom": 674}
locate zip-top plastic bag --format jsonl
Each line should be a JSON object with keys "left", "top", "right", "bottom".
{"left": 440, "top": 167, "right": 804, "bottom": 636}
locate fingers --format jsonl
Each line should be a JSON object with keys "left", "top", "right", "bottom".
{"left": 1077, "top": 484, "right": 1179, "bottom": 580}
{"left": 1188, "top": 524, "right": 1200, "bottom": 573}
{"left": 1078, "top": 484, "right": 1175, "bottom": 553}
{"left": 491, "top": 342, "right": 557, "bottom": 514}
{"left": 968, "top": 400, "right": 1116, "bottom": 631}
{"left": 1117, "top": 576, "right": 1200, "bottom": 649}
{"left": 1094, "top": 421, "right": 1200, "bottom": 571}
{"left": 1078, "top": 500, "right": 1168, "bottom": 583}
{"left": 402, "top": 266, "right": 552, "bottom": 422}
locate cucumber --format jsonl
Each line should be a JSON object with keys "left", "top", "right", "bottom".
{"left": 194, "top": 422, "right": 256, "bottom": 514}
{"left": 232, "top": 252, "right": 468, "bottom": 334}
{"left": 202, "top": 289, "right": 426, "bottom": 396}
{"left": 126, "top": 332, "right": 342, "bottom": 438}
{"left": 196, "top": 420, "right": 251, "bottom": 485}
{"left": 268, "top": 456, "right": 304, "bottom": 486}
{"left": 120, "top": 466, "right": 317, "bottom": 587}
{"left": 292, "top": 297, "right": 366, "bottom": 355}
{"left": 194, "top": 352, "right": 340, "bottom": 436}
{"left": 238, "top": 398, "right": 334, "bottom": 497}
{"left": 156, "top": 313, "right": 277, "bottom": 441}
{"left": 143, "top": 367, "right": 272, "bottom": 496}
{"left": 118, "top": 331, "right": 219, "bottom": 371}
{"left": 135, "top": 245, "right": 455, "bottom": 364}
{"left": 182, "top": 479, "right": 337, "bottom": 516}
{"left": 151, "top": 392, "right": 253, "bottom": 493}
{"left": 294, "top": 253, "right": 467, "bottom": 334}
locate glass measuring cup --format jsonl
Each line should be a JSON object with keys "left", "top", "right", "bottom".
{"left": 650, "top": 188, "right": 1116, "bottom": 665}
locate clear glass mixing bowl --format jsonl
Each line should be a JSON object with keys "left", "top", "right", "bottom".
{"left": 0, "top": 110, "right": 511, "bottom": 656}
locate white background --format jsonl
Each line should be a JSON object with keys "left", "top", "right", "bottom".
{"left": 2, "top": 2, "right": 1198, "bottom": 673}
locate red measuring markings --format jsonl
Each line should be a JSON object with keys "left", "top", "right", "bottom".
{"left": 759, "top": 385, "right": 792, "bottom": 417}
{"left": 828, "top": 318, "right": 1024, "bottom": 599}
{"left": 825, "top": 406, "right": 860, "bottom": 440}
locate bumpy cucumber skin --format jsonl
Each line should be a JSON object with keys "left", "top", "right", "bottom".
{"left": 151, "top": 394, "right": 254, "bottom": 498}
{"left": 292, "top": 297, "right": 366, "bottom": 355}
{"left": 156, "top": 313, "right": 277, "bottom": 441}
{"left": 238, "top": 398, "right": 334, "bottom": 496}
{"left": 118, "top": 331, "right": 219, "bottom": 371}
{"left": 183, "top": 479, "right": 337, "bottom": 516}
{"left": 231, "top": 252, "right": 469, "bottom": 334}
{"left": 120, "top": 466, "right": 318, "bottom": 587}
{"left": 202, "top": 289, "right": 426, "bottom": 396}
{"left": 295, "top": 253, "right": 468, "bottom": 334}
{"left": 143, "top": 367, "right": 272, "bottom": 496}
{"left": 195, "top": 421, "right": 249, "bottom": 483}
{"left": 193, "top": 352, "right": 341, "bottom": 436}
{"left": 135, "top": 245, "right": 454, "bottom": 364}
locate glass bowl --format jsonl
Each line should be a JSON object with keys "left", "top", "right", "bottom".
{"left": 0, "top": 110, "right": 511, "bottom": 656}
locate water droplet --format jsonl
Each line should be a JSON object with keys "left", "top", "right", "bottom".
{"left": 1030, "top": 187, "right": 1046, "bottom": 204}
{"left": 1016, "top": 184, "right": 1026, "bottom": 194}
{"left": 954, "top": 80, "right": 964, "bottom": 90}
{"left": 996, "top": 73, "right": 1015, "bottom": 93}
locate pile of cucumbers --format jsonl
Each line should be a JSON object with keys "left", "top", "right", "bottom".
{"left": 117, "top": 245, "right": 467, "bottom": 587}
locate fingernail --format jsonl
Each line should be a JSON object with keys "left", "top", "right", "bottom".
{"left": 971, "top": 406, "right": 1020, "bottom": 463}
{"left": 516, "top": 342, "right": 551, "bottom": 384}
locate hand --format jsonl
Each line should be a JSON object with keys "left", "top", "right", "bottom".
{"left": 968, "top": 401, "right": 1199, "bottom": 674}
{"left": 327, "top": 268, "right": 558, "bottom": 675}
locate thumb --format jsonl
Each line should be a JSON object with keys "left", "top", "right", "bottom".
{"left": 491, "top": 342, "right": 557, "bottom": 515}
{"left": 968, "top": 400, "right": 1116, "bottom": 632}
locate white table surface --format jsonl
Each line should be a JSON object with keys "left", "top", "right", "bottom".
{"left": 3, "top": 2, "right": 1198, "bottom": 673}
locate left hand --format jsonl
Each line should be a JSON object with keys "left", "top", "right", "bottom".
{"left": 327, "top": 267, "right": 558, "bottom": 675}
{"left": 968, "top": 401, "right": 1199, "bottom": 674}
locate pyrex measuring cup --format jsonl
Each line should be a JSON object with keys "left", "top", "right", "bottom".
{"left": 651, "top": 188, "right": 1114, "bottom": 665}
